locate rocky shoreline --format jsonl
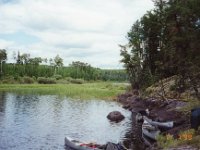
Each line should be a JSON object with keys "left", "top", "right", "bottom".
{"left": 117, "top": 91, "right": 195, "bottom": 149}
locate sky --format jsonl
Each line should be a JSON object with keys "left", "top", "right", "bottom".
{"left": 0, "top": 0, "right": 154, "bottom": 69}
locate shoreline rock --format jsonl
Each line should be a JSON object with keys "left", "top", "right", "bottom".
{"left": 107, "top": 111, "right": 125, "bottom": 122}
{"left": 117, "top": 91, "right": 192, "bottom": 149}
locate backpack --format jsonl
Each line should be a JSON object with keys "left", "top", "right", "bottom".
{"left": 191, "top": 107, "right": 200, "bottom": 130}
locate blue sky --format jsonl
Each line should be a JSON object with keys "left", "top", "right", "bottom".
{"left": 0, "top": 31, "right": 39, "bottom": 45}
{"left": 1, "top": 0, "right": 13, "bottom": 3}
{"left": 0, "top": 0, "right": 154, "bottom": 68}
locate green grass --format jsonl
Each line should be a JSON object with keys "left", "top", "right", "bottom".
{"left": 0, "top": 82, "right": 126, "bottom": 100}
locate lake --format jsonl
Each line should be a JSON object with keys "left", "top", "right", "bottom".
{"left": 0, "top": 92, "right": 131, "bottom": 150}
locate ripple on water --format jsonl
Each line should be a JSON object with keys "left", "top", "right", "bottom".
{"left": 0, "top": 93, "right": 131, "bottom": 150}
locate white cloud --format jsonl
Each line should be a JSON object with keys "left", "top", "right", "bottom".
{"left": 0, "top": 0, "right": 154, "bottom": 68}
{"left": 0, "top": 39, "right": 14, "bottom": 48}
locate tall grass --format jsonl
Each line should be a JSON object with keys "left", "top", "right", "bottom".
{"left": 0, "top": 82, "right": 126, "bottom": 100}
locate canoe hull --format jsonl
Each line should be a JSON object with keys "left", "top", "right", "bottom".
{"left": 143, "top": 116, "right": 174, "bottom": 128}
{"left": 142, "top": 128, "right": 160, "bottom": 141}
{"left": 65, "top": 137, "right": 100, "bottom": 150}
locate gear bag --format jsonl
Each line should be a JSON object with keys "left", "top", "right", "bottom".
{"left": 191, "top": 107, "right": 200, "bottom": 130}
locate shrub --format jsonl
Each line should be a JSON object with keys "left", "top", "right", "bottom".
{"left": 126, "top": 85, "right": 132, "bottom": 92}
{"left": 18, "top": 77, "right": 24, "bottom": 84}
{"left": 157, "top": 134, "right": 177, "bottom": 149}
{"left": 118, "top": 85, "right": 126, "bottom": 90}
{"left": 65, "top": 77, "right": 73, "bottom": 81}
{"left": 37, "top": 77, "right": 56, "bottom": 84}
{"left": 2, "top": 79, "right": 16, "bottom": 84}
{"left": 32, "top": 76, "right": 37, "bottom": 81}
{"left": 70, "top": 79, "right": 84, "bottom": 84}
{"left": 22, "top": 76, "right": 35, "bottom": 84}
{"left": 2, "top": 76, "right": 16, "bottom": 84}
{"left": 56, "top": 79, "right": 70, "bottom": 84}
{"left": 169, "top": 84, "right": 177, "bottom": 91}
{"left": 13, "top": 73, "right": 19, "bottom": 80}
{"left": 65, "top": 77, "right": 84, "bottom": 84}
{"left": 52, "top": 74, "right": 62, "bottom": 80}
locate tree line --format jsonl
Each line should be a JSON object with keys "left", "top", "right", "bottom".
{"left": 120, "top": 0, "right": 200, "bottom": 97}
{"left": 0, "top": 50, "right": 128, "bottom": 82}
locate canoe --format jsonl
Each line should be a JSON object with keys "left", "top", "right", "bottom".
{"left": 142, "top": 119, "right": 160, "bottom": 140}
{"left": 65, "top": 137, "right": 101, "bottom": 150}
{"left": 142, "top": 120, "right": 157, "bottom": 131}
{"left": 143, "top": 116, "right": 174, "bottom": 128}
{"left": 142, "top": 127, "right": 160, "bottom": 141}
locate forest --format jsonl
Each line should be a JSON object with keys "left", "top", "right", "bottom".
{"left": 120, "top": 0, "right": 200, "bottom": 97}
{"left": 0, "top": 50, "right": 128, "bottom": 84}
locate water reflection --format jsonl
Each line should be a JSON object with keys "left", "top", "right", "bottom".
{"left": 0, "top": 93, "right": 131, "bottom": 150}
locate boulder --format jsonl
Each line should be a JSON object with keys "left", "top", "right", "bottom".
{"left": 107, "top": 111, "right": 125, "bottom": 122}
{"left": 122, "top": 104, "right": 130, "bottom": 109}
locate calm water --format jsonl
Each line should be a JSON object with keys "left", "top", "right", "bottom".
{"left": 0, "top": 92, "right": 131, "bottom": 150}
